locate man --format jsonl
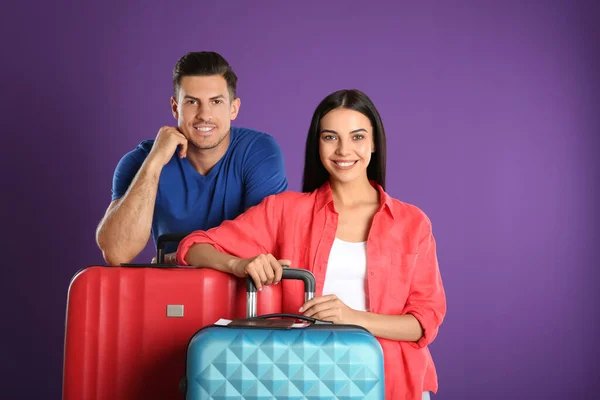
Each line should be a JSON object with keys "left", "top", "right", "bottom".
{"left": 96, "top": 51, "right": 288, "bottom": 265}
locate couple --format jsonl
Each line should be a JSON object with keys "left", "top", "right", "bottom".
{"left": 97, "top": 51, "right": 446, "bottom": 400}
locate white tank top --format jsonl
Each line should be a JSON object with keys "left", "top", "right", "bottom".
{"left": 322, "top": 238, "right": 368, "bottom": 311}
{"left": 323, "top": 238, "right": 430, "bottom": 399}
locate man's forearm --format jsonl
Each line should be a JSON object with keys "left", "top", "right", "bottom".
{"left": 96, "top": 159, "right": 162, "bottom": 265}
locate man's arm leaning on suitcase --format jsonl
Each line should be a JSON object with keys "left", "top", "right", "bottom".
{"left": 97, "top": 128, "right": 188, "bottom": 265}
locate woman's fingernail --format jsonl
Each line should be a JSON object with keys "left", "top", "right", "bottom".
{"left": 259, "top": 287, "right": 262, "bottom": 292}
{"left": 299, "top": 307, "right": 303, "bottom": 312}
{"left": 275, "top": 281, "right": 279, "bottom": 285}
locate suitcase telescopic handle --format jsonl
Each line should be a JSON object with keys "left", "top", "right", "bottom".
{"left": 119, "top": 232, "right": 191, "bottom": 268}
{"left": 156, "top": 232, "right": 191, "bottom": 264}
{"left": 246, "top": 267, "right": 316, "bottom": 318}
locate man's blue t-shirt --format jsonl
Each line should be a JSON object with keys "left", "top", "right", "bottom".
{"left": 111, "top": 126, "right": 288, "bottom": 254}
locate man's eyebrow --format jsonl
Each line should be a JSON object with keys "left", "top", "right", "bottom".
{"left": 182, "top": 94, "right": 226, "bottom": 101}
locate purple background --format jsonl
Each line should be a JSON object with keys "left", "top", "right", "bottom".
{"left": 2, "top": 1, "right": 599, "bottom": 398}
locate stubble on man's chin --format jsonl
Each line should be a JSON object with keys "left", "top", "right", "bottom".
{"left": 189, "top": 129, "right": 231, "bottom": 151}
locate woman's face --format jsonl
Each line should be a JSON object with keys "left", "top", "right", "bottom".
{"left": 318, "top": 108, "right": 375, "bottom": 185}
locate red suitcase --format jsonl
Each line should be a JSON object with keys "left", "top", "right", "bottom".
{"left": 62, "top": 233, "right": 283, "bottom": 400}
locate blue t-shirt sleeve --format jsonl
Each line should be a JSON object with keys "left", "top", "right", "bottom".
{"left": 111, "top": 147, "right": 148, "bottom": 201}
{"left": 242, "top": 134, "right": 288, "bottom": 210}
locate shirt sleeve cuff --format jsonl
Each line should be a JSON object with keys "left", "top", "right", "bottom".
{"left": 404, "top": 308, "right": 439, "bottom": 348}
{"left": 175, "top": 232, "right": 225, "bottom": 266}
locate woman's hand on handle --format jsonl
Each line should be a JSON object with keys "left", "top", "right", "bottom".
{"left": 231, "top": 254, "right": 290, "bottom": 291}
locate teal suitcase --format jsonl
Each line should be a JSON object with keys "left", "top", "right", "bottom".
{"left": 183, "top": 268, "right": 385, "bottom": 399}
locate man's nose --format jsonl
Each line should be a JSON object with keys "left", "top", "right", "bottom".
{"left": 196, "top": 104, "right": 212, "bottom": 121}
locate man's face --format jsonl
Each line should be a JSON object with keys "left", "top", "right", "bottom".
{"left": 171, "top": 75, "right": 240, "bottom": 150}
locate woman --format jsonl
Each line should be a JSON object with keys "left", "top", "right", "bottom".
{"left": 176, "top": 89, "right": 446, "bottom": 400}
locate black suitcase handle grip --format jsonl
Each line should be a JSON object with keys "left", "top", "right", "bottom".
{"left": 119, "top": 232, "right": 191, "bottom": 267}
{"left": 250, "top": 313, "right": 332, "bottom": 325}
{"left": 246, "top": 267, "right": 316, "bottom": 294}
{"left": 245, "top": 267, "right": 316, "bottom": 318}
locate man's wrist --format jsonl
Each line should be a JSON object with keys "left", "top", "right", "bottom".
{"left": 143, "top": 155, "right": 164, "bottom": 176}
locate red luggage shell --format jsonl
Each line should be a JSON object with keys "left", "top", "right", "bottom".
{"left": 62, "top": 266, "right": 283, "bottom": 400}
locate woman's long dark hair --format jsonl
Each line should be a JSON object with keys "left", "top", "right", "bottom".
{"left": 301, "top": 89, "right": 387, "bottom": 193}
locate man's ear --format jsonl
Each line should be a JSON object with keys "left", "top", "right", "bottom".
{"left": 170, "top": 96, "right": 179, "bottom": 120}
{"left": 230, "top": 97, "right": 241, "bottom": 120}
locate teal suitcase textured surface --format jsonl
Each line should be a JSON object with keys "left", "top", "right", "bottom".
{"left": 185, "top": 323, "right": 385, "bottom": 399}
